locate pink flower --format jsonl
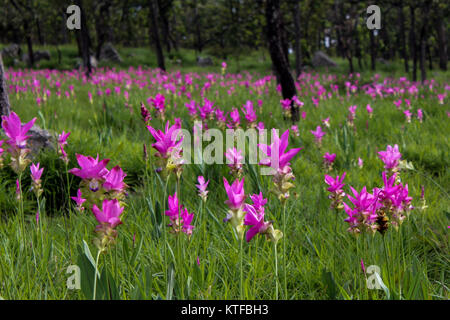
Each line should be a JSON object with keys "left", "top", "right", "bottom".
{"left": 147, "top": 120, "right": 183, "bottom": 159}
{"left": 310, "top": 126, "right": 326, "bottom": 145}
{"left": 69, "top": 154, "right": 110, "bottom": 180}
{"left": 140, "top": 103, "right": 152, "bottom": 123}
{"left": 322, "top": 117, "right": 330, "bottom": 128}
{"left": 165, "top": 192, "right": 195, "bottom": 235}
{"left": 103, "top": 166, "right": 127, "bottom": 193}
{"left": 366, "top": 104, "right": 373, "bottom": 116}
{"left": 1, "top": 111, "right": 36, "bottom": 150}
{"left": 291, "top": 125, "right": 300, "bottom": 137}
{"left": 243, "top": 194, "right": 271, "bottom": 242}
{"left": 280, "top": 98, "right": 291, "bottom": 110}
{"left": 225, "top": 148, "right": 244, "bottom": 171}
{"left": 258, "top": 129, "right": 302, "bottom": 172}
{"left": 242, "top": 100, "right": 257, "bottom": 124}
{"left": 378, "top": 144, "right": 401, "bottom": 170}
{"left": 301, "top": 111, "right": 307, "bottom": 119}
{"left": 71, "top": 189, "right": 86, "bottom": 209}
{"left": 196, "top": 176, "right": 209, "bottom": 201}
{"left": 417, "top": 109, "right": 423, "bottom": 122}
{"left": 358, "top": 157, "right": 364, "bottom": 168}
{"left": 30, "top": 162, "right": 44, "bottom": 182}
{"left": 92, "top": 199, "right": 124, "bottom": 228}
{"left": 324, "top": 172, "right": 346, "bottom": 194}
{"left": 323, "top": 152, "right": 336, "bottom": 165}
{"left": 343, "top": 186, "right": 379, "bottom": 234}
{"left": 58, "top": 131, "right": 71, "bottom": 147}
{"left": 229, "top": 108, "right": 240, "bottom": 127}
{"left": 151, "top": 93, "right": 166, "bottom": 114}
{"left": 403, "top": 110, "right": 412, "bottom": 123}
{"left": 223, "top": 177, "right": 245, "bottom": 211}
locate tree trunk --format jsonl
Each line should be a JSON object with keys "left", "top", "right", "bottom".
{"left": 24, "top": 19, "right": 34, "bottom": 67}
{"left": 0, "top": 53, "right": 11, "bottom": 116}
{"left": 148, "top": 0, "right": 166, "bottom": 72}
{"left": 265, "top": 0, "right": 298, "bottom": 122}
{"left": 157, "top": 0, "right": 173, "bottom": 53}
{"left": 35, "top": 18, "right": 44, "bottom": 45}
{"left": 419, "top": 3, "right": 430, "bottom": 83}
{"left": 398, "top": 4, "right": 409, "bottom": 73}
{"left": 410, "top": 6, "right": 417, "bottom": 81}
{"left": 75, "top": 0, "right": 92, "bottom": 77}
{"left": 370, "top": 30, "right": 376, "bottom": 71}
{"left": 95, "top": 1, "right": 112, "bottom": 60}
{"left": 293, "top": 1, "right": 302, "bottom": 78}
{"left": 436, "top": 17, "right": 448, "bottom": 71}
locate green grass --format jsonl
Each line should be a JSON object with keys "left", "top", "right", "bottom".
{"left": 0, "top": 54, "right": 448, "bottom": 300}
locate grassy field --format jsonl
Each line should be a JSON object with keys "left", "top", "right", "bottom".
{"left": 0, "top": 46, "right": 448, "bottom": 300}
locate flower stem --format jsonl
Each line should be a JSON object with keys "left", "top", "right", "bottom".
{"left": 274, "top": 242, "right": 279, "bottom": 300}
{"left": 382, "top": 235, "right": 392, "bottom": 294}
{"left": 240, "top": 237, "right": 244, "bottom": 299}
{"left": 282, "top": 202, "right": 287, "bottom": 299}
{"left": 93, "top": 249, "right": 102, "bottom": 300}
{"left": 18, "top": 173, "right": 31, "bottom": 298}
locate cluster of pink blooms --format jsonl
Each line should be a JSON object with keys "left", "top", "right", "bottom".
{"left": 147, "top": 119, "right": 184, "bottom": 178}
{"left": 310, "top": 126, "right": 326, "bottom": 147}
{"left": 165, "top": 192, "right": 195, "bottom": 236}
{"left": 323, "top": 152, "right": 336, "bottom": 171}
{"left": 69, "top": 154, "right": 128, "bottom": 251}
{"left": 223, "top": 177, "right": 282, "bottom": 243}
{"left": 1, "top": 111, "right": 36, "bottom": 174}
{"left": 258, "top": 129, "right": 302, "bottom": 202}
{"left": 325, "top": 145, "right": 414, "bottom": 235}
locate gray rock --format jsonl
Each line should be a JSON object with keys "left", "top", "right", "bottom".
{"left": 90, "top": 55, "right": 98, "bottom": 68}
{"left": 22, "top": 50, "right": 51, "bottom": 64}
{"left": 1, "top": 44, "right": 21, "bottom": 59}
{"left": 74, "top": 56, "right": 98, "bottom": 69}
{"left": 197, "top": 56, "right": 213, "bottom": 67}
{"left": 311, "top": 51, "right": 337, "bottom": 68}
{"left": 27, "top": 125, "right": 55, "bottom": 156}
{"left": 376, "top": 58, "right": 390, "bottom": 66}
{"left": 100, "top": 43, "right": 122, "bottom": 62}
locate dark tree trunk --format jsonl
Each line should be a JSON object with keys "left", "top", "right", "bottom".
{"left": 410, "top": 6, "right": 417, "bottom": 81}
{"left": 95, "top": 1, "right": 112, "bottom": 60}
{"left": 148, "top": 0, "right": 166, "bottom": 72}
{"left": 398, "top": 4, "right": 409, "bottom": 73}
{"left": 334, "top": 0, "right": 344, "bottom": 58}
{"left": 0, "top": 54, "right": 11, "bottom": 116}
{"left": 25, "top": 21, "right": 35, "bottom": 67}
{"left": 427, "top": 43, "right": 433, "bottom": 70}
{"left": 419, "top": 3, "right": 430, "bottom": 83}
{"left": 121, "top": 0, "right": 133, "bottom": 47}
{"left": 36, "top": 18, "right": 44, "bottom": 45}
{"left": 265, "top": 0, "right": 298, "bottom": 122}
{"left": 75, "top": 0, "right": 92, "bottom": 77}
{"left": 61, "top": 11, "right": 68, "bottom": 44}
{"left": 354, "top": 18, "right": 362, "bottom": 70}
{"left": 293, "top": 1, "right": 302, "bottom": 77}
{"left": 436, "top": 17, "right": 448, "bottom": 71}
{"left": 370, "top": 30, "right": 376, "bottom": 71}
{"left": 157, "top": 0, "right": 173, "bottom": 53}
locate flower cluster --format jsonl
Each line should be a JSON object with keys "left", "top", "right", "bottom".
{"left": 243, "top": 192, "right": 282, "bottom": 243}
{"left": 69, "top": 154, "right": 128, "bottom": 251}
{"left": 1, "top": 112, "right": 36, "bottom": 174}
{"left": 147, "top": 119, "right": 184, "bottom": 178}
{"left": 165, "top": 192, "right": 195, "bottom": 236}
{"left": 223, "top": 177, "right": 246, "bottom": 239}
{"left": 326, "top": 145, "right": 414, "bottom": 236}
{"left": 258, "top": 129, "right": 301, "bottom": 202}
